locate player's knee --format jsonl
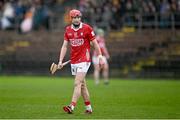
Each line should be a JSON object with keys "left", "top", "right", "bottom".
{"left": 95, "top": 69, "right": 100, "bottom": 73}
{"left": 74, "top": 80, "right": 83, "bottom": 87}
{"left": 82, "top": 82, "right": 87, "bottom": 89}
{"left": 81, "top": 83, "right": 85, "bottom": 89}
{"left": 103, "top": 64, "right": 109, "bottom": 71}
{"left": 81, "top": 80, "right": 85, "bottom": 86}
{"left": 94, "top": 65, "right": 100, "bottom": 71}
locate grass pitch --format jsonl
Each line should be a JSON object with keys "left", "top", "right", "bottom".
{"left": 0, "top": 76, "right": 180, "bottom": 119}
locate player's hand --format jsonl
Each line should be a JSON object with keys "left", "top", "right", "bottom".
{"left": 98, "top": 55, "right": 105, "bottom": 68}
{"left": 58, "top": 61, "right": 63, "bottom": 69}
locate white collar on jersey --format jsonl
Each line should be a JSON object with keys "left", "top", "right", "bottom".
{"left": 71, "top": 22, "right": 83, "bottom": 31}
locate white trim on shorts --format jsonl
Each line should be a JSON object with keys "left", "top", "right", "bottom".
{"left": 71, "top": 62, "right": 91, "bottom": 75}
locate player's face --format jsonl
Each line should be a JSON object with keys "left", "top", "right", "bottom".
{"left": 71, "top": 16, "right": 81, "bottom": 25}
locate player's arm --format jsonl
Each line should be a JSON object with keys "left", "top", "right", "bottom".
{"left": 91, "top": 39, "right": 104, "bottom": 66}
{"left": 58, "top": 40, "right": 68, "bottom": 68}
{"left": 91, "top": 39, "right": 102, "bottom": 56}
{"left": 102, "top": 45, "right": 110, "bottom": 59}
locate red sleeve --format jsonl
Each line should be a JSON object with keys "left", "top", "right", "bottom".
{"left": 87, "top": 26, "right": 95, "bottom": 41}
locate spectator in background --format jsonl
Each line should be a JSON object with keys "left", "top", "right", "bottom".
{"left": 93, "top": 7, "right": 102, "bottom": 27}
{"left": 20, "top": 7, "right": 34, "bottom": 33}
{"left": 32, "top": 0, "right": 50, "bottom": 30}
{"left": 178, "top": 0, "right": 180, "bottom": 11}
{"left": 170, "top": 0, "right": 177, "bottom": 13}
{"left": 175, "top": 0, "right": 180, "bottom": 28}
{"left": 0, "top": 0, "right": 180, "bottom": 31}
{"left": 0, "top": 0, "right": 4, "bottom": 29}
{"left": 79, "top": 0, "right": 94, "bottom": 25}
{"left": 101, "top": 4, "right": 112, "bottom": 31}
{"left": 63, "top": 6, "right": 71, "bottom": 25}
{"left": 124, "top": 0, "right": 134, "bottom": 25}
{"left": 159, "top": 0, "right": 170, "bottom": 28}
{"left": 15, "top": 0, "right": 31, "bottom": 33}
{"left": 1, "top": 1, "right": 15, "bottom": 30}
{"left": 92, "top": 28, "right": 110, "bottom": 85}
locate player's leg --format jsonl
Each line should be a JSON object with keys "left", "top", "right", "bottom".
{"left": 63, "top": 72, "right": 86, "bottom": 113}
{"left": 102, "top": 58, "right": 109, "bottom": 84}
{"left": 71, "top": 72, "right": 86, "bottom": 103}
{"left": 80, "top": 62, "right": 92, "bottom": 113}
{"left": 81, "top": 79, "right": 92, "bottom": 113}
{"left": 94, "top": 64, "right": 100, "bottom": 85}
{"left": 63, "top": 62, "right": 91, "bottom": 114}
{"left": 93, "top": 56, "right": 100, "bottom": 85}
{"left": 81, "top": 79, "right": 89, "bottom": 101}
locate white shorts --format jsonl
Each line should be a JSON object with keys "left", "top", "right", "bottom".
{"left": 92, "top": 56, "right": 107, "bottom": 65}
{"left": 71, "top": 62, "right": 91, "bottom": 75}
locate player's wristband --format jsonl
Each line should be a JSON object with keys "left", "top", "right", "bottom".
{"left": 58, "top": 61, "right": 62, "bottom": 64}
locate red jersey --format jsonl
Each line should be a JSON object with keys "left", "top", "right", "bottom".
{"left": 64, "top": 22, "right": 95, "bottom": 64}
{"left": 93, "top": 35, "right": 109, "bottom": 57}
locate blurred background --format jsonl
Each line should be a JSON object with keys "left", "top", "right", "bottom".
{"left": 0, "top": 0, "right": 180, "bottom": 78}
